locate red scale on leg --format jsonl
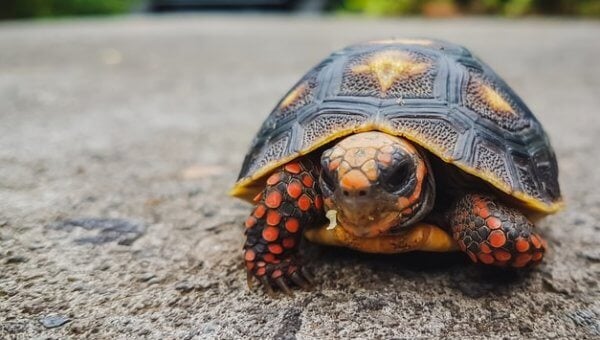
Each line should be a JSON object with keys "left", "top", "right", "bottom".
{"left": 254, "top": 204, "right": 266, "bottom": 219}
{"left": 286, "top": 180, "right": 303, "bottom": 199}
{"left": 478, "top": 253, "right": 495, "bottom": 264}
{"left": 268, "top": 244, "right": 283, "bottom": 254}
{"left": 265, "top": 191, "right": 282, "bottom": 208}
{"left": 245, "top": 216, "right": 257, "bottom": 229}
{"left": 266, "top": 173, "right": 281, "bottom": 186}
{"left": 302, "top": 174, "right": 314, "bottom": 188}
{"left": 262, "top": 226, "right": 279, "bottom": 242}
{"left": 285, "top": 218, "right": 299, "bottom": 233}
{"left": 284, "top": 163, "right": 301, "bottom": 174}
{"left": 297, "top": 195, "right": 312, "bottom": 212}
{"left": 266, "top": 210, "right": 281, "bottom": 226}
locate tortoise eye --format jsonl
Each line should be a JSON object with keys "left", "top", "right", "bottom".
{"left": 384, "top": 161, "right": 414, "bottom": 193}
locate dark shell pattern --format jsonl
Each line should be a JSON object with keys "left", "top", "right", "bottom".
{"left": 235, "top": 39, "right": 561, "bottom": 212}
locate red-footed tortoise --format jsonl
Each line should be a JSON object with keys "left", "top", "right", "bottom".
{"left": 230, "top": 39, "right": 563, "bottom": 295}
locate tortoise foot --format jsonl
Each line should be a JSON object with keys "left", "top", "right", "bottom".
{"left": 243, "top": 159, "right": 323, "bottom": 296}
{"left": 245, "top": 256, "right": 314, "bottom": 297}
{"left": 448, "top": 194, "right": 546, "bottom": 268}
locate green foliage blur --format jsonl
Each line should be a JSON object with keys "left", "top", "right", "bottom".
{"left": 341, "top": 0, "right": 600, "bottom": 17}
{"left": 0, "top": 0, "right": 140, "bottom": 19}
{"left": 0, "top": 0, "right": 598, "bottom": 19}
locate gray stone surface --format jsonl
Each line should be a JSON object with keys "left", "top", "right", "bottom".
{"left": 0, "top": 15, "right": 599, "bottom": 339}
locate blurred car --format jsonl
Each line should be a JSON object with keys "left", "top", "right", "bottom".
{"left": 149, "top": 0, "right": 327, "bottom": 11}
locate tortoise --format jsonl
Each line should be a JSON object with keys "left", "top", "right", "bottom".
{"left": 230, "top": 39, "right": 563, "bottom": 295}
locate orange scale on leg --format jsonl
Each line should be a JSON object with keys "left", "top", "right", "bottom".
{"left": 268, "top": 244, "right": 283, "bottom": 254}
{"left": 530, "top": 234, "right": 542, "bottom": 249}
{"left": 532, "top": 252, "right": 543, "bottom": 261}
{"left": 486, "top": 217, "right": 502, "bottom": 229}
{"left": 262, "top": 226, "right": 280, "bottom": 242}
{"left": 515, "top": 238, "right": 530, "bottom": 253}
{"left": 284, "top": 163, "right": 301, "bottom": 174}
{"left": 245, "top": 217, "right": 257, "bottom": 229}
{"left": 265, "top": 191, "right": 282, "bottom": 208}
{"left": 285, "top": 218, "right": 299, "bottom": 233}
{"left": 266, "top": 173, "right": 281, "bottom": 186}
{"left": 302, "top": 174, "right": 314, "bottom": 188}
{"left": 255, "top": 267, "right": 266, "bottom": 276}
{"left": 513, "top": 253, "right": 532, "bottom": 268}
{"left": 253, "top": 192, "right": 263, "bottom": 203}
{"left": 286, "top": 181, "right": 303, "bottom": 199}
{"left": 488, "top": 230, "right": 507, "bottom": 248}
{"left": 480, "top": 243, "right": 492, "bottom": 254}
{"left": 266, "top": 210, "right": 281, "bottom": 226}
{"left": 298, "top": 195, "right": 312, "bottom": 212}
{"left": 493, "top": 250, "right": 511, "bottom": 261}
{"left": 263, "top": 253, "right": 276, "bottom": 263}
{"left": 478, "top": 253, "right": 495, "bottom": 264}
{"left": 254, "top": 204, "right": 267, "bottom": 219}
{"left": 246, "top": 261, "right": 255, "bottom": 270}
{"left": 244, "top": 249, "right": 256, "bottom": 261}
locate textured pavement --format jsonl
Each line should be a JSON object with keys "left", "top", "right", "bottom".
{"left": 0, "top": 15, "right": 599, "bottom": 339}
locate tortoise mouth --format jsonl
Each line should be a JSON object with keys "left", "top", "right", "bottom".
{"left": 332, "top": 175, "right": 435, "bottom": 238}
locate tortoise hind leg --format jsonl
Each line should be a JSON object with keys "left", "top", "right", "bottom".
{"left": 243, "top": 158, "right": 324, "bottom": 295}
{"left": 447, "top": 194, "right": 546, "bottom": 268}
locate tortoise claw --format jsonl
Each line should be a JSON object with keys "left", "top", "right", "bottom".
{"left": 301, "top": 267, "right": 315, "bottom": 285}
{"left": 290, "top": 272, "right": 311, "bottom": 290}
{"left": 275, "top": 277, "right": 294, "bottom": 297}
{"left": 259, "top": 276, "right": 276, "bottom": 297}
{"left": 246, "top": 271, "right": 255, "bottom": 290}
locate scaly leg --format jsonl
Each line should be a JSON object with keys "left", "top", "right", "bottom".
{"left": 243, "top": 159, "right": 324, "bottom": 295}
{"left": 447, "top": 193, "right": 546, "bottom": 268}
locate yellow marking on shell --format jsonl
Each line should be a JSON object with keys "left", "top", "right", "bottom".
{"left": 351, "top": 50, "right": 430, "bottom": 93}
{"left": 279, "top": 83, "right": 307, "bottom": 109}
{"left": 369, "top": 39, "right": 434, "bottom": 46}
{"left": 304, "top": 222, "right": 458, "bottom": 253}
{"left": 229, "top": 122, "right": 564, "bottom": 214}
{"left": 481, "top": 84, "right": 516, "bottom": 116}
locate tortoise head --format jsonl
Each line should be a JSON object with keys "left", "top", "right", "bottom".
{"left": 319, "top": 131, "right": 435, "bottom": 238}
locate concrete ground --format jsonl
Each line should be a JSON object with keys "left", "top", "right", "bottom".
{"left": 0, "top": 15, "right": 599, "bottom": 339}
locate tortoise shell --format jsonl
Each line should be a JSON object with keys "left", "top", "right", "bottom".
{"left": 231, "top": 39, "right": 563, "bottom": 213}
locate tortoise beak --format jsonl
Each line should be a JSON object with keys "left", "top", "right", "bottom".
{"left": 336, "top": 202, "right": 400, "bottom": 238}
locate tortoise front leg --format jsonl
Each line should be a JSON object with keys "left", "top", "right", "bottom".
{"left": 447, "top": 194, "right": 546, "bottom": 268}
{"left": 243, "top": 159, "right": 324, "bottom": 295}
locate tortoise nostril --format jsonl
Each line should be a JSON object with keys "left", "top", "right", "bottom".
{"left": 342, "top": 190, "right": 349, "bottom": 196}
{"left": 358, "top": 190, "right": 367, "bottom": 196}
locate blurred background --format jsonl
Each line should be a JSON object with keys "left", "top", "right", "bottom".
{"left": 1, "top": 0, "right": 599, "bottom": 19}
